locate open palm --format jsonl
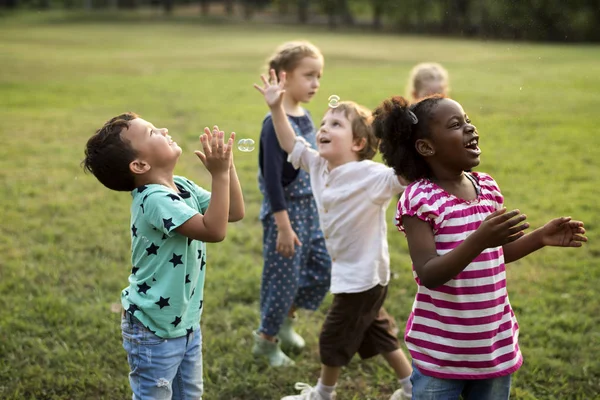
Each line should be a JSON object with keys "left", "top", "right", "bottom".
{"left": 254, "top": 68, "right": 286, "bottom": 108}
{"left": 541, "top": 217, "right": 587, "bottom": 247}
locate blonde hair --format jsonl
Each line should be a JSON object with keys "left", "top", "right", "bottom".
{"left": 266, "top": 40, "right": 323, "bottom": 80}
{"left": 328, "top": 101, "right": 378, "bottom": 161}
{"left": 406, "top": 62, "right": 450, "bottom": 102}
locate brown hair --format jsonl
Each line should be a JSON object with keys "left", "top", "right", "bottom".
{"left": 267, "top": 40, "right": 323, "bottom": 80}
{"left": 406, "top": 62, "right": 449, "bottom": 101}
{"left": 82, "top": 112, "right": 140, "bottom": 192}
{"left": 329, "top": 101, "right": 378, "bottom": 161}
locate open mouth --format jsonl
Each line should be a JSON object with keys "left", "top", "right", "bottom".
{"left": 318, "top": 137, "right": 331, "bottom": 144}
{"left": 464, "top": 137, "right": 481, "bottom": 155}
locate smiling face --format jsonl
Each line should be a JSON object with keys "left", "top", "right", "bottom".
{"left": 121, "top": 118, "right": 182, "bottom": 175}
{"left": 284, "top": 56, "right": 323, "bottom": 103}
{"left": 416, "top": 98, "right": 480, "bottom": 173}
{"left": 316, "top": 107, "right": 366, "bottom": 168}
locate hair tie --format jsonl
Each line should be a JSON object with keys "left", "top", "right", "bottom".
{"left": 407, "top": 110, "right": 418, "bottom": 124}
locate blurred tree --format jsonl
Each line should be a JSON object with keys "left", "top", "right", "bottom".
{"left": 200, "top": 0, "right": 209, "bottom": 15}
{"left": 224, "top": 0, "right": 233, "bottom": 15}
{"left": 298, "top": 0, "right": 309, "bottom": 23}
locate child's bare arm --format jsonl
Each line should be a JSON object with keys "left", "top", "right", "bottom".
{"left": 254, "top": 69, "right": 296, "bottom": 154}
{"left": 503, "top": 216, "right": 587, "bottom": 263}
{"left": 176, "top": 127, "right": 232, "bottom": 242}
{"left": 228, "top": 159, "right": 245, "bottom": 222}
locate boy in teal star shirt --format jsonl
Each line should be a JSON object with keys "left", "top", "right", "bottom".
{"left": 83, "top": 112, "right": 244, "bottom": 399}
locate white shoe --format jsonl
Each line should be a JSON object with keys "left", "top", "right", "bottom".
{"left": 280, "top": 382, "right": 336, "bottom": 400}
{"left": 390, "top": 388, "right": 412, "bottom": 400}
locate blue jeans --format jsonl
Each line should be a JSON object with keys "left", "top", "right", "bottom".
{"left": 411, "top": 364, "right": 511, "bottom": 400}
{"left": 121, "top": 314, "right": 203, "bottom": 400}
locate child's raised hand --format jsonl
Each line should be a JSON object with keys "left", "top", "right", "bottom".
{"left": 253, "top": 69, "right": 286, "bottom": 109}
{"left": 473, "top": 208, "right": 529, "bottom": 249}
{"left": 539, "top": 217, "right": 587, "bottom": 247}
{"left": 194, "top": 125, "right": 234, "bottom": 176}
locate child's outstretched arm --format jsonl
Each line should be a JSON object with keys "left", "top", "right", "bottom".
{"left": 221, "top": 129, "right": 245, "bottom": 222}
{"left": 404, "top": 208, "right": 529, "bottom": 289}
{"left": 254, "top": 69, "right": 296, "bottom": 154}
{"left": 175, "top": 127, "right": 232, "bottom": 242}
{"left": 503, "top": 216, "right": 587, "bottom": 263}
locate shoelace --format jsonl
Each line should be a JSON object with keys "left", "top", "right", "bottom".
{"left": 293, "top": 382, "right": 314, "bottom": 396}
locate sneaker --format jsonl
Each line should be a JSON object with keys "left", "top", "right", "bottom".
{"left": 390, "top": 388, "right": 412, "bottom": 400}
{"left": 281, "top": 382, "right": 336, "bottom": 400}
{"left": 278, "top": 317, "right": 306, "bottom": 351}
{"left": 251, "top": 330, "right": 295, "bottom": 367}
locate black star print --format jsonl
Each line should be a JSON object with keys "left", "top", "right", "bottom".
{"left": 186, "top": 327, "right": 193, "bottom": 336}
{"left": 125, "top": 290, "right": 129, "bottom": 296}
{"left": 162, "top": 233, "right": 168, "bottom": 240}
{"left": 143, "top": 194, "right": 149, "bottom": 202}
{"left": 131, "top": 266, "right": 139, "bottom": 275}
{"left": 191, "top": 287, "right": 195, "bottom": 297}
{"left": 155, "top": 296, "right": 170, "bottom": 309}
{"left": 169, "top": 253, "right": 183, "bottom": 268}
{"left": 187, "top": 237, "right": 193, "bottom": 246}
{"left": 167, "top": 193, "right": 181, "bottom": 201}
{"left": 197, "top": 249, "right": 202, "bottom": 259}
{"left": 127, "top": 304, "right": 139, "bottom": 314}
{"left": 152, "top": 276, "right": 156, "bottom": 282}
{"left": 185, "top": 274, "right": 191, "bottom": 284}
{"left": 137, "top": 185, "right": 148, "bottom": 193}
{"left": 137, "top": 282, "right": 151, "bottom": 294}
{"left": 140, "top": 203, "right": 145, "bottom": 213}
{"left": 199, "top": 300, "right": 203, "bottom": 310}
{"left": 171, "top": 316, "right": 182, "bottom": 327}
{"left": 186, "top": 179, "right": 193, "bottom": 186}
{"left": 131, "top": 224, "right": 138, "bottom": 238}
{"left": 146, "top": 243, "right": 159, "bottom": 256}
{"left": 163, "top": 218, "right": 175, "bottom": 231}
{"left": 200, "top": 257, "right": 205, "bottom": 271}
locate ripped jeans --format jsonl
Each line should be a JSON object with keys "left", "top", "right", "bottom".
{"left": 121, "top": 314, "right": 203, "bottom": 400}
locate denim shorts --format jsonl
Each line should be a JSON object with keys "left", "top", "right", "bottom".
{"left": 411, "top": 363, "right": 511, "bottom": 400}
{"left": 121, "top": 313, "right": 203, "bottom": 400}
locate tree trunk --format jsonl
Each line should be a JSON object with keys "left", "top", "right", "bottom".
{"left": 163, "top": 0, "right": 173, "bottom": 14}
{"left": 224, "top": 0, "right": 234, "bottom": 16}
{"left": 339, "top": 0, "right": 354, "bottom": 25}
{"left": 278, "top": 0, "right": 289, "bottom": 15}
{"left": 372, "top": 1, "right": 383, "bottom": 30}
{"left": 200, "top": 0, "right": 209, "bottom": 15}
{"left": 298, "top": 0, "right": 309, "bottom": 24}
{"left": 243, "top": 2, "right": 253, "bottom": 19}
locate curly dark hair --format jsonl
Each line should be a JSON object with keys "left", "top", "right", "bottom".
{"left": 372, "top": 95, "right": 445, "bottom": 182}
{"left": 82, "top": 112, "right": 140, "bottom": 192}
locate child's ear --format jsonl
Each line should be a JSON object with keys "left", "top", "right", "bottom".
{"left": 352, "top": 137, "right": 366, "bottom": 152}
{"left": 415, "top": 139, "right": 435, "bottom": 157}
{"left": 130, "top": 159, "right": 151, "bottom": 175}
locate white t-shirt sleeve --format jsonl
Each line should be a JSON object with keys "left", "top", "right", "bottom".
{"left": 287, "top": 136, "right": 320, "bottom": 172}
{"left": 367, "top": 164, "right": 406, "bottom": 205}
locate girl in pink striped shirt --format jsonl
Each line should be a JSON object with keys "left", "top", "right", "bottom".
{"left": 372, "top": 95, "right": 588, "bottom": 400}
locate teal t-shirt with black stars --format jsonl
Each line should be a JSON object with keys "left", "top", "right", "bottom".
{"left": 122, "top": 176, "right": 211, "bottom": 338}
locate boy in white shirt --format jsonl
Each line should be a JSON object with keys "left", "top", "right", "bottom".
{"left": 255, "top": 71, "right": 413, "bottom": 400}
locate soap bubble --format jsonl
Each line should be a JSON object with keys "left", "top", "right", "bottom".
{"left": 237, "top": 138, "right": 255, "bottom": 152}
{"left": 328, "top": 95, "right": 340, "bottom": 108}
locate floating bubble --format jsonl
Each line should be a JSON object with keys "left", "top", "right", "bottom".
{"left": 328, "top": 95, "right": 340, "bottom": 108}
{"left": 237, "top": 138, "right": 255, "bottom": 152}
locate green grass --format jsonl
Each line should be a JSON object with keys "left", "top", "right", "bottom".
{"left": 0, "top": 11, "right": 599, "bottom": 400}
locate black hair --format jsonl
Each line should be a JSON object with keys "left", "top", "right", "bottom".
{"left": 82, "top": 112, "right": 140, "bottom": 192}
{"left": 372, "top": 95, "right": 445, "bottom": 182}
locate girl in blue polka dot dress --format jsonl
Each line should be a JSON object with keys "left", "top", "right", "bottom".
{"left": 253, "top": 41, "right": 332, "bottom": 367}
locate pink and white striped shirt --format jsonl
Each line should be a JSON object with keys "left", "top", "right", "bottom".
{"left": 397, "top": 172, "right": 522, "bottom": 380}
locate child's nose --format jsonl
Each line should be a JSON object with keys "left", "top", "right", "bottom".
{"left": 160, "top": 128, "right": 169, "bottom": 136}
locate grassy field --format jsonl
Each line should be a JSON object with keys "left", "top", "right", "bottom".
{"left": 0, "top": 10, "right": 599, "bottom": 400}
